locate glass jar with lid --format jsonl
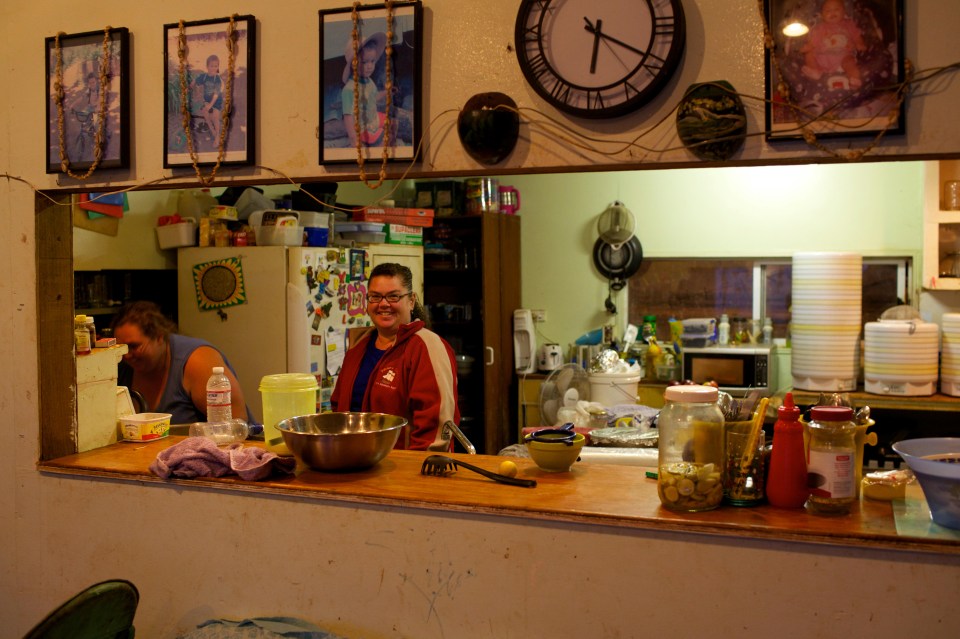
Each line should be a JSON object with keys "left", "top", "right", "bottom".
{"left": 657, "top": 385, "right": 725, "bottom": 512}
{"left": 805, "top": 406, "right": 857, "bottom": 515}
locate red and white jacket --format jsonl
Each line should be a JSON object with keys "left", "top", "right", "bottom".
{"left": 331, "top": 320, "right": 460, "bottom": 450}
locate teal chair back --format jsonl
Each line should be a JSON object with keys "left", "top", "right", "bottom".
{"left": 23, "top": 579, "right": 139, "bottom": 639}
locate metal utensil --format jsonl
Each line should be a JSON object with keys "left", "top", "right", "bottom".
{"left": 855, "top": 405, "right": 871, "bottom": 425}
{"left": 420, "top": 455, "right": 537, "bottom": 488}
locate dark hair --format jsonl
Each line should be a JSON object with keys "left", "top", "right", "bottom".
{"left": 369, "top": 262, "right": 429, "bottom": 326}
{"left": 110, "top": 301, "right": 177, "bottom": 341}
{"left": 205, "top": 54, "right": 220, "bottom": 66}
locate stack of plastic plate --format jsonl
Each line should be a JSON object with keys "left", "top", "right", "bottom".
{"left": 791, "top": 252, "right": 862, "bottom": 391}
{"left": 864, "top": 320, "right": 939, "bottom": 396}
{"left": 940, "top": 313, "right": 960, "bottom": 396}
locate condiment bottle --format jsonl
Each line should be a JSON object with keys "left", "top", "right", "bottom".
{"left": 766, "top": 392, "right": 808, "bottom": 508}
{"left": 85, "top": 316, "right": 96, "bottom": 347}
{"left": 805, "top": 406, "right": 857, "bottom": 515}
{"left": 74, "top": 314, "right": 91, "bottom": 355}
{"left": 657, "top": 385, "right": 724, "bottom": 512}
{"left": 718, "top": 314, "right": 730, "bottom": 346}
{"left": 645, "top": 338, "right": 662, "bottom": 380}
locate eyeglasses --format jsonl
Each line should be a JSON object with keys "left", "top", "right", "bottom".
{"left": 366, "top": 291, "right": 412, "bottom": 304}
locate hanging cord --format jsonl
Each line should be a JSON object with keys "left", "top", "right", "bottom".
{"left": 351, "top": 0, "right": 395, "bottom": 189}
{"left": 54, "top": 27, "right": 113, "bottom": 180}
{"left": 177, "top": 15, "right": 237, "bottom": 186}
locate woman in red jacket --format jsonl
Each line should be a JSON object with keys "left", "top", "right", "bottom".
{"left": 331, "top": 263, "right": 460, "bottom": 450}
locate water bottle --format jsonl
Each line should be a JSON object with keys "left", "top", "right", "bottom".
{"left": 206, "top": 366, "right": 233, "bottom": 424}
{"left": 189, "top": 419, "right": 249, "bottom": 446}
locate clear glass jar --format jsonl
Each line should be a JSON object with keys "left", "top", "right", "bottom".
{"left": 657, "top": 385, "right": 725, "bottom": 512}
{"left": 806, "top": 406, "right": 857, "bottom": 515}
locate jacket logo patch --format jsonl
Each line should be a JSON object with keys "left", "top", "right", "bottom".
{"left": 377, "top": 367, "right": 398, "bottom": 388}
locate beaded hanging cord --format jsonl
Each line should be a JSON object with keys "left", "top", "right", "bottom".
{"left": 351, "top": 0, "right": 394, "bottom": 189}
{"left": 177, "top": 15, "right": 237, "bottom": 186}
{"left": 54, "top": 27, "right": 113, "bottom": 180}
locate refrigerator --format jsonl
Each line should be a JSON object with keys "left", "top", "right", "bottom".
{"left": 178, "top": 244, "right": 423, "bottom": 423}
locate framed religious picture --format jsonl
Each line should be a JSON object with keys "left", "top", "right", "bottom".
{"left": 319, "top": 1, "right": 423, "bottom": 164}
{"left": 764, "top": 0, "right": 905, "bottom": 141}
{"left": 45, "top": 27, "right": 130, "bottom": 174}
{"left": 163, "top": 15, "right": 256, "bottom": 168}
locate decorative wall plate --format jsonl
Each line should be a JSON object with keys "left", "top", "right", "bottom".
{"left": 675, "top": 80, "right": 747, "bottom": 161}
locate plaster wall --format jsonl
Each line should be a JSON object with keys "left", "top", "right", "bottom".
{"left": 3, "top": 0, "right": 960, "bottom": 635}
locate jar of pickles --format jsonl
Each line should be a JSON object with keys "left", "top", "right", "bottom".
{"left": 805, "top": 406, "right": 857, "bottom": 515}
{"left": 657, "top": 385, "right": 725, "bottom": 512}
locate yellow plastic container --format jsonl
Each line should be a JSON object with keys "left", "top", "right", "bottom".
{"left": 259, "top": 373, "right": 319, "bottom": 455}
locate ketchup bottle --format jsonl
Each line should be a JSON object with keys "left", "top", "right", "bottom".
{"left": 766, "top": 393, "right": 809, "bottom": 508}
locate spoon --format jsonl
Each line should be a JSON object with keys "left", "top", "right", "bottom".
{"left": 855, "top": 405, "right": 871, "bottom": 425}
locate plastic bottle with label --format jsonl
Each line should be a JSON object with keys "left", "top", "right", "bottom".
{"left": 718, "top": 314, "right": 730, "bottom": 346}
{"left": 85, "top": 316, "right": 96, "bottom": 346}
{"left": 206, "top": 366, "right": 233, "bottom": 424}
{"left": 762, "top": 317, "right": 773, "bottom": 344}
{"left": 765, "top": 392, "right": 809, "bottom": 508}
{"left": 806, "top": 406, "right": 857, "bottom": 515}
{"left": 74, "top": 314, "right": 91, "bottom": 355}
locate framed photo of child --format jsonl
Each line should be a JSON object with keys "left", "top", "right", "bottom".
{"left": 319, "top": 1, "right": 423, "bottom": 164}
{"left": 44, "top": 27, "right": 130, "bottom": 174}
{"left": 764, "top": 0, "right": 905, "bottom": 141}
{"left": 162, "top": 15, "right": 257, "bottom": 168}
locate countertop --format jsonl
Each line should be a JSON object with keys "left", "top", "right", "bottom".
{"left": 39, "top": 437, "right": 960, "bottom": 555}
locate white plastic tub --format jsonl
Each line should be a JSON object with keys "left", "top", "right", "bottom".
{"left": 588, "top": 371, "right": 641, "bottom": 407}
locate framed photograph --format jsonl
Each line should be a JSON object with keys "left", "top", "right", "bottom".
{"left": 45, "top": 27, "right": 130, "bottom": 174}
{"left": 764, "top": 0, "right": 904, "bottom": 140}
{"left": 319, "top": 1, "right": 422, "bottom": 164}
{"left": 163, "top": 15, "right": 256, "bottom": 168}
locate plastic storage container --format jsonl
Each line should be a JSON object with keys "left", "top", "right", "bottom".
{"left": 657, "top": 385, "right": 725, "bottom": 512}
{"left": 805, "top": 406, "right": 857, "bottom": 515}
{"left": 259, "top": 373, "right": 319, "bottom": 455}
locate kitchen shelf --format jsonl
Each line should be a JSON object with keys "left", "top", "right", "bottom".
{"left": 922, "top": 159, "right": 960, "bottom": 289}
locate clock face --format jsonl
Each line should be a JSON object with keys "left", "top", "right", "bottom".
{"left": 515, "top": 0, "right": 686, "bottom": 119}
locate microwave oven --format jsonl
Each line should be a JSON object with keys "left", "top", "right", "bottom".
{"left": 681, "top": 345, "right": 777, "bottom": 393}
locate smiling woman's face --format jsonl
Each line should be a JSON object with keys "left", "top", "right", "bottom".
{"left": 366, "top": 274, "right": 415, "bottom": 336}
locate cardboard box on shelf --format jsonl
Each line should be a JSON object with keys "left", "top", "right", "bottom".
{"left": 385, "top": 224, "right": 423, "bottom": 245}
{"left": 354, "top": 207, "right": 435, "bottom": 227}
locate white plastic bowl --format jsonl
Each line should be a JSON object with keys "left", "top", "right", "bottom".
{"left": 891, "top": 438, "right": 960, "bottom": 530}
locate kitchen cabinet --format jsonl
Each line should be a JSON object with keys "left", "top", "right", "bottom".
{"left": 423, "top": 212, "right": 520, "bottom": 454}
{"left": 922, "top": 159, "right": 960, "bottom": 289}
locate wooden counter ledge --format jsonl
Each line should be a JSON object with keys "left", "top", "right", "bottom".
{"left": 39, "top": 436, "right": 960, "bottom": 555}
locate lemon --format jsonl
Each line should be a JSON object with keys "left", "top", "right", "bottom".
{"left": 499, "top": 460, "right": 519, "bottom": 477}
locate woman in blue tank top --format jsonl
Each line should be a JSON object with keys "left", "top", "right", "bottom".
{"left": 112, "top": 301, "right": 253, "bottom": 425}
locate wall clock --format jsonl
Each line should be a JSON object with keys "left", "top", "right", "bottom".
{"left": 515, "top": 0, "right": 686, "bottom": 119}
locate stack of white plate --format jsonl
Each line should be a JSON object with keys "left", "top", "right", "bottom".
{"left": 864, "top": 320, "right": 939, "bottom": 396}
{"left": 791, "top": 252, "right": 862, "bottom": 391}
{"left": 940, "top": 313, "right": 960, "bottom": 396}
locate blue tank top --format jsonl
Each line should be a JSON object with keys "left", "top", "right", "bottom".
{"left": 119, "top": 334, "right": 253, "bottom": 425}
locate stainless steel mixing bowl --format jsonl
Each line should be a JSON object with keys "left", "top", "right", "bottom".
{"left": 276, "top": 412, "right": 407, "bottom": 471}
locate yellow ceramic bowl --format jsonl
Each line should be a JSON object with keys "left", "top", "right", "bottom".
{"left": 527, "top": 433, "right": 586, "bottom": 472}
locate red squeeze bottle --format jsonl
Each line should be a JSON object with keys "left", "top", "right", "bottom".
{"left": 766, "top": 392, "right": 809, "bottom": 508}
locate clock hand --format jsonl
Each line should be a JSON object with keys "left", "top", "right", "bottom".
{"left": 587, "top": 17, "right": 602, "bottom": 74}
{"left": 593, "top": 29, "right": 651, "bottom": 60}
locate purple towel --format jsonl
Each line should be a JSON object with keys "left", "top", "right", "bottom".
{"left": 150, "top": 437, "right": 297, "bottom": 481}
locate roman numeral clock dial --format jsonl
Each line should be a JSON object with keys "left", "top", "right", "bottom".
{"left": 515, "top": 0, "right": 686, "bottom": 119}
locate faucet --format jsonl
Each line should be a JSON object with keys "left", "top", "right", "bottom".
{"left": 429, "top": 420, "right": 476, "bottom": 454}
